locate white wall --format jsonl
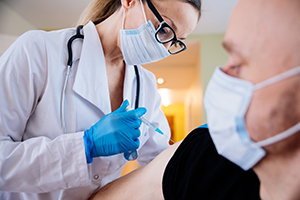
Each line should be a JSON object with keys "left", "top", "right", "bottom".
{"left": 0, "top": 1, "right": 37, "bottom": 56}
{"left": 184, "top": 44, "right": 203, "bottom": 134}
{"left": 0, "top": 1, "right": 36, "bottom": 35}
{"left": 0, "top": 33, "right": 18, "bottom": 55}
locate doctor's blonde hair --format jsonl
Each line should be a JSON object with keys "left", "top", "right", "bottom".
{"left": 78, "top": 0, "right": 121, "bottom": 25}
{"left": 78, "top": 0, "right": 201, "bottom": 25}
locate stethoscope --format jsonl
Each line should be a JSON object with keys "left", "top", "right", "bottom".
{"left": 61, "top": 26, "right": 140, "bottom": 136}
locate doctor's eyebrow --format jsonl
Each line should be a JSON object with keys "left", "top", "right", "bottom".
{"left": 162, "top": 15, "right": 177, "bottom": 32}
{"left": 162, "top": 15, "right": 185, "bottom": 40}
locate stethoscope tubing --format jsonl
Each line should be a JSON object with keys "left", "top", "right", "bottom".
{"left": 61, "top": 26, "right": 84, "bottom": 134}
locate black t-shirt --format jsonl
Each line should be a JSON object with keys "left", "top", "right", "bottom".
{"left": 162, "top": 127, "right": 260, "bottom": 200}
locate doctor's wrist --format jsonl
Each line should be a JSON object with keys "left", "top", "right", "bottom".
{"left": 83, "top": 131, "right": 93, "bottom": 164}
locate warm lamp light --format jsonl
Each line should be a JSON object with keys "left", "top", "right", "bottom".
{"left": 158, "top": 88, "right": 172, "bottom": 107}
{"left": 157, "top": 78, "right": 164, "bottom": 85}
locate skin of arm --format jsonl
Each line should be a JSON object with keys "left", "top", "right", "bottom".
{"left": 90, "top": 141, "right": 182, "bottom": 200}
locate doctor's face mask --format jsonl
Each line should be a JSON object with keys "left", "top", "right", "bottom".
{"left": 120, "top": 0, "right": 169, "bottom": 66}
{"left": 204, "top": 65, "right": 300, "bottom": 170}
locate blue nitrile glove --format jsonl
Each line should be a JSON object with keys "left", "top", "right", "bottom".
{"left": 83, "top": 100, "right": 147, "bottom": 163}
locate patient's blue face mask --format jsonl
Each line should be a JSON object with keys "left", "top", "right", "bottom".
{"left": 204, "top": 65, "right": 300, "bottom": 170}
{"left": 120, "top": 0, "right": 169, "bottom": 66}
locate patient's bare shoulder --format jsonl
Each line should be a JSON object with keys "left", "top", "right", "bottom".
{"left": 90, "top": 142, "right": 182, "bottom": 200}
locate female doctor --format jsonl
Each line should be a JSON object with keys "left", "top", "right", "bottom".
{"left": 0, "top": 0, "right": 200, "bottom": 199}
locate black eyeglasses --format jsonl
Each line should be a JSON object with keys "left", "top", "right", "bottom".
{"left": 145, "top": 0, "right": 186, "bottom": 55}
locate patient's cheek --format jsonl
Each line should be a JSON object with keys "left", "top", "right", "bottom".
{"left": 245, "top": 90, "right": 272, "bottom": 142}
{"left": 245, "top": 81, "right": 297, "bottom": 144}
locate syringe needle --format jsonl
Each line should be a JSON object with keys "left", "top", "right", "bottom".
{"left": 139, "top": 116, "right": 164, "bottom": 135}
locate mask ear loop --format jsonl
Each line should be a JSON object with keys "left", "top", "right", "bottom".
{"left": 122, "top": 10, "right": 125, "bottom": 29}
{"left": 254, "top": 65, "right": 300, "bottom": 90}
{"left": 139, "top": 0, "right": 148, "bottom": 23}
{"left": 256, "top": 121, "right": 300, "bottom": 147}
{"left": 253, "top": 65, "right": 300, "bottom": 147}
{"left": 122, "top": 0, "right": 147, "bottom": 29}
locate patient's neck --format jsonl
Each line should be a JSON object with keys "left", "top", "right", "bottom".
{"left": 253, "top": 148, "right": 300, "bottom": 200}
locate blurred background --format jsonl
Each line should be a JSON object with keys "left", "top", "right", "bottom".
{"left": 0, "top": 0, "right": 238, "bottom": 174}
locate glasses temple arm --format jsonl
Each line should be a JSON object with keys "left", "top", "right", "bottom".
{"left": 146, "top": 0, "right": 164, "bottom": 22}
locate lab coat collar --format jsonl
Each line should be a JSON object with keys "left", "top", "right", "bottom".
{"left": 73, "top": 21, "right": 138, "bottom": 115}
{"left": 73, "top": 21, "right": 111, "bottom": 115}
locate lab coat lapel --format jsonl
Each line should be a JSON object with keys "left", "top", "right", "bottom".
{"left": 73, "top": 21, "right": 111, "bottom": 115}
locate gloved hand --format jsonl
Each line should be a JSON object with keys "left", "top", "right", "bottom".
{"left": 83, "top": 100, "right": 147, "bottom": 163}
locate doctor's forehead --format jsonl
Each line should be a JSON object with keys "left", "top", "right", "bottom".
{"left": 151, "top": 0, "right": 199, "bottom": 38}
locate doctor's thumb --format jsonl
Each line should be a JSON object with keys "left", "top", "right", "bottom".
{"left": 127, "top": 107, "right": 147, "bottom": 119}
{"left": 114, "top": 99, "right": 130, "bottom": 113}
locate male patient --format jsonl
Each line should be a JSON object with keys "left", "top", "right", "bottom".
{"left": 91, "top": 0, "right": 300, "bottom": 199}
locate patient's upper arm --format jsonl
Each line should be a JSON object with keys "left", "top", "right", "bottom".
{"left": 90, "top": 141, "right": 182, "bottom": 200}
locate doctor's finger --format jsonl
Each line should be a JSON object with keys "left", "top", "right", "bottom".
{"left": 125, "top": 107, "right": 147, "bottom": 119}
{"left": 114, "top": 99, "right": 129, "bottom": 114}
{"left": 129, "top": 129, "right": 141, "bottom": 139}
{"left": 124, "top": 138, "right": 140, "bottom": 152}
{"left": 123, "top": 118, "right": 142, "bottom": 129}
{"left": 131, "top": 138, "right": 140, "bottom": 150}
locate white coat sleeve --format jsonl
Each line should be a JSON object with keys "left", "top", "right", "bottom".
{"left": 0, "top": 31, "right": 89, "bottom": 193}
{"left": 136, "top": 68, "right": 171, "bottom": 167}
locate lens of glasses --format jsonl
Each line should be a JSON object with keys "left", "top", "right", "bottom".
{"left": 156, "top": 26, "right": 174, "bottom": 43}
{"left": 169, "top": 41, "right": 186, "bottom": 54}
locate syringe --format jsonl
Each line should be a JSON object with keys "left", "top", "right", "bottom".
{"left": 139, "top": 115, "right": 175, "bottom": 144}
{"left": 125, "top": 107, "right": 164, "bottom": 135}
{"left": 124, "top": 108, "right": 165, "bottom": 161}
{"left": 139, "top": 115, "right": 164, "bottom": 135}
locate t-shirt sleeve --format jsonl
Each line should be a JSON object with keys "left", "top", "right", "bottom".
{"left": 162, "top": 127, "right": 260, "bottom": 200}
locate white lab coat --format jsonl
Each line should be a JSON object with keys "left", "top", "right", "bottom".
{"left": 0, "top": 21, "right": 170, "bottom": 200}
